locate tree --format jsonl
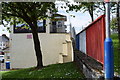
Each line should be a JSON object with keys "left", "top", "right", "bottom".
{"left": 66, "top": 2, "right": 116, "bottom": 22}
{"left": 116, "top": 1, "right": 120, "bottom": 44}
{"left": 2, "top": 2, "right": 56, "bottom": 68}
{"left": 110, "top": 17, "right": 117, "bottom": 30}
{"left": 67, "top": 2, "right": 95, "bottom": 21}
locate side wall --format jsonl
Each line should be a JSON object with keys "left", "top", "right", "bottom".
{"left": 10, "top": 33, "right": 73, "bottom": 68}
{"left": 79, "top": 31, "right": 86, "bottom": 54}
{"left": 76, "top": 15, "right": 105, "bottom": 64}
{"left": 86, "top": 16, "right": 105, "bottom": 64}
{"left": 76, "top": 34, "right": 79, "bottom": 50}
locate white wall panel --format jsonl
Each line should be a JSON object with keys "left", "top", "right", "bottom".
{"left": 79, "top": 31, "right": 86, "bottom": 54}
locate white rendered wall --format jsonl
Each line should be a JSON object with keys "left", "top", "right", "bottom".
{"left": 79, "top": 31, "right": 86, "bottom": 54}
{"left": 10, "top": 33, "right": 73, "bottom": 68}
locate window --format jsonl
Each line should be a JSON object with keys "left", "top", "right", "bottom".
{"left": 7, "top": 56, "right": 10, "bottom": 59}
{"left": 51, "top": 21, "right": 57, "bottom": 33}
{"left": 3, "top": 44, "right": 5, "bottom": 46}
{"left": 52, "top": 21, "right": 56, "bottom": 25}
{"left": 58, "top": 21, "right": 62, "bottom": 27}
{"left": 14, "top": 20, "right": 46, "bottom": 33}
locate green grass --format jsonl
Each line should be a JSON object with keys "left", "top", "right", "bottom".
{"left": 0, "top": 62, "right": 85, "bottom": 79}
{"left": 111, "top": 33, "right": 120, "bottom": 74}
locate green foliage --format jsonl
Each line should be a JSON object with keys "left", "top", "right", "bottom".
{"left": 1, "top": 62, "right": 85, "bottom": 79}
{"left": 111, "top": 34, "right": 120, "bottom": 74}
{"left": 2, "top": 2, "right": 57, "bottom": 28}
{"left": 110, "top": 17, "right": 117, "bottom": 29}
{"left": 66, "top": 2, "right": 102, "bottom": 21}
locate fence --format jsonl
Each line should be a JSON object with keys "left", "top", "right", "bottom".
{"left": 76, "top": 15, "right": 105, "bottom": 64}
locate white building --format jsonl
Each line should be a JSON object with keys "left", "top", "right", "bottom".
{"left": 10, "top": 13, "right": 74, "bottom": 69}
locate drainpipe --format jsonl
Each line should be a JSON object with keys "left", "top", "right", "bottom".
{"left": 104, "top": 0, "right": 114, "bottom": 79}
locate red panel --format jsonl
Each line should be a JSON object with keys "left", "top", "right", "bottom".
{"left": 86, "top": 15, "right": 105, "bottom": 64}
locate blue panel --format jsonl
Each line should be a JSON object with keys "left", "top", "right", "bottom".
{"left": 76, "top": 34, "right": 79, "bottom": 50}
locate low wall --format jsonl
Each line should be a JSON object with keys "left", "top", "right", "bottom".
{"left": 74, "top": 50, "right": 104, "bottom": 79}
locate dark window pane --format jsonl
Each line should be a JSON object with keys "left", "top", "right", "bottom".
{"left": 14, "top": 20, "right": 46, "bottom": 33}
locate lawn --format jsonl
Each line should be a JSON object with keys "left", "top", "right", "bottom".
{"left": 0, "top": 62, "right": 85, "bottom": 80}
{"left": 111, "top": 33, "right": 120, "bottom": 74}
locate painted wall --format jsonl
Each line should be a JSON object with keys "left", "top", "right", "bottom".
{"left": 10, "top": 33, "right": 73, "bottom": 68}
{"left": 76, "top": 34, "right": 79, "bottom": 50}
{"left": 79, "top": 31, "right": 86, "bottom": 54}
{"left": 76, "top": 31, "right": 86, "bottom": 54}
{"left": 76, "top": 15, "right": 105, "bottom": 64}
{"left": 86, "top": 15, "right": 105, "bottom": 64}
